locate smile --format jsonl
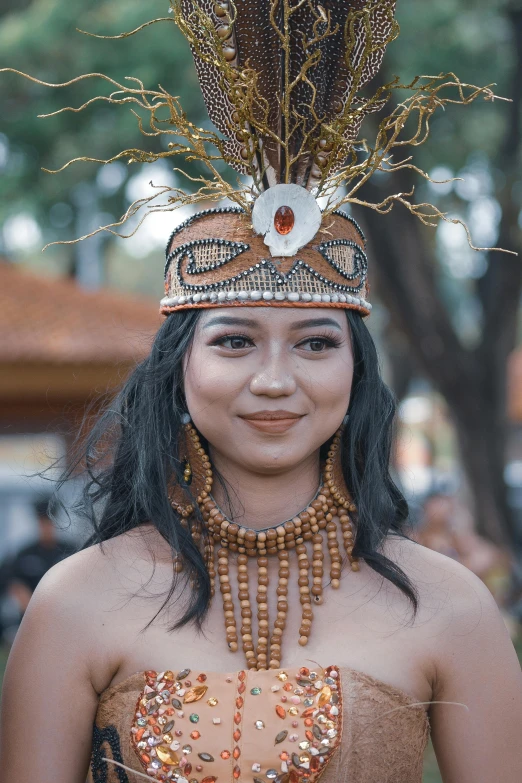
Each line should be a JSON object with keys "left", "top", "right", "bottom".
{"left": 239, "top": 411, "right": 304, "bottom": 434}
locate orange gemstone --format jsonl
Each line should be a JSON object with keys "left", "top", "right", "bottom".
{"left": 274, "top": 205, "right": 294, "bottom": 235}
{"left": 236, "top": 696, "right": 244, "bottom": 709}
{"left": 190, "top": 731, "right": 201, "bottom": 740}
{"left": 299, "top": 667, "right": 310, "bottom": 676}
{"left": 141, "top": 754, "right": 151, "bottom": 764}
{"left": 238, "top": 671, "right": 246, "bottom": 681}
{"left": 136, "top": 728, "right": 145, "bottom": 742}
{"left": 283, "top": 683, "right": 293, "bottom": 691}
{"left": 275, "top": 705, "right": 286, "bottom": 719}
{"left": 304, "top": 718, "right": 313, "bottom": 727}
{"left": 185, "top": 764, "right": 192, "bottom": 774}
{"left": 233, "top": 747, "right": 241, "bottom": 759}
{"left": 301, "top": 707, "right": 315, "bottom": 718}
{"left": 221, "top": 750, "right": 231, "bottom": 759}
{"left": 238, "top": 683, "right": 246, "bottom": 694}
{"left": 305, "top": 730, "right": 314, "bottom": 741}
{"left": 289, "top": 771, "right": 300, "bottom": 783}
{"left": 280, "top": 751, "right": 289, "bottom": 761}
{"left": 233, "top": 765, "right": 241, "bottom": 779}
{"left": 234, "top": 711, "right": 242, "bottom": 725}
{"left": 310, "top": 757, "right": 320, "bottom": 771}
{"left": 197, "top": 673, "right": 207, "bottom": 682}
{"left": 233, "top": 729, "right": 241, "bottom": 741}
{"left": 202, "top": 778, "right": 217, "bottom": 783}
{"left": 153, "top": 726, "right": 161, "bottom": 735}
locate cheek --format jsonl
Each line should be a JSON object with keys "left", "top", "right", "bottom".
{"left": 301, "top": 352, "right": 353, "bottom": 412}
{"left": 183, "top": 344, "right": 245, "bottom": 420}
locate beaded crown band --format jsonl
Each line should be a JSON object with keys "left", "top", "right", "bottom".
{"left": 161, "top": 207, "right": 371, "bottom": 316}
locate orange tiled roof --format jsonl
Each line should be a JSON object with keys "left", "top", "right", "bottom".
{"left": 0, "top": 262, "right": 162, "bottom": 364}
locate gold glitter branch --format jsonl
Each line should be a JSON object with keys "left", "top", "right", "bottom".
{"left": 0, "top": 67, "right": 252, "bottom": 246}
{"left": 320, "top": 72, "right": 516, "bottom": 253}
{"left": 1, "top": 0, "right": 514, "bottom": 255}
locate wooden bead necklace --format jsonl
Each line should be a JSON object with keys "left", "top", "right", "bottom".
{"left": 170, "top": 423, "right": 359, "bottom": 671}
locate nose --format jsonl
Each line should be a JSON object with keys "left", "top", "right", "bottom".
{"left": 249, "top": 348, "right": 297, "bottom": 398}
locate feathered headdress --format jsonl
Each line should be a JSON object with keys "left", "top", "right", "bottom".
{"left": 2, "top": 0, "right": 510, "bottom": 315}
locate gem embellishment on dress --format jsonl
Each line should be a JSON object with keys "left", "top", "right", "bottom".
{"left": 131, "top": 665, "right": 342, "bottom": 781}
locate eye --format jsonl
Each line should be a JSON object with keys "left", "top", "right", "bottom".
{"left": 297, "top": 335, "right": 342, "bottom": 352}
{"left": 213, "top": 334, "right": 254, "bottom": 350}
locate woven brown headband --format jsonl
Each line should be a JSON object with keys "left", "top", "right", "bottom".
{"left": 161, "top": 207, "right": 371, "bottom": 317}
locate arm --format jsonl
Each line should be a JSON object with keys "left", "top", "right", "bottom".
{"left": 0, "top": 555, "right": 101, "bottom": 783}
{"left": 430, "top": 563, "right": 522, "bottom": 782}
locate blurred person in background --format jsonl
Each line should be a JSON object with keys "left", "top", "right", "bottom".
{"left": 2, "top": 499, "right": 75, "bottom": 618}
{"left": 416, "top": 492, "right": 511, "bottom": 607}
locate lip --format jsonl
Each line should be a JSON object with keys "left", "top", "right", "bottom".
{"left": 240, "top": 410, "right": 304, "bottom": 434}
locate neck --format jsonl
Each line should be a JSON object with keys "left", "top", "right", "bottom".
{"left": 209, "top": 450, "right": 321, "bottom": 531}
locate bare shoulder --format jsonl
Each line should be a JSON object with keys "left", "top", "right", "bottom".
{"left": 382, "top": 534, "right": 513, "bottom": 671}
{"left": 382, "top": 533, "right": 498, "bottom": 611}
{"left": 35, "top": 524, "right": 173, "bottom": 611}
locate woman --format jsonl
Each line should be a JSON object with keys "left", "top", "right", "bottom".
{"left": 1, "top": 302, "right": 522, "bottom": 782}
{"left": 2, "top": 1, "right": 522, "bottom": 781}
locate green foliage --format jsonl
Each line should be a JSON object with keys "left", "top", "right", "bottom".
{"left": 0, "top": 0, "right": 520, "bottom": 301}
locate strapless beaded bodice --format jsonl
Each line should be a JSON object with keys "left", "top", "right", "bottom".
{"left": 88, "top": 664, "right": 430, "bottom": 783}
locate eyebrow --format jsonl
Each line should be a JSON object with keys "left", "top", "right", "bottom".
{"left": 202, "top": 315, "right": 343, "bottom": 331}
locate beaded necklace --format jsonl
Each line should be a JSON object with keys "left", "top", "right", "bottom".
{"left": 171, "top": 424, "right": 359, "bottom": 672}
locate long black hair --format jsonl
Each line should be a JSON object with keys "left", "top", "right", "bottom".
{"left": 59, "top": 309, "right": 418, "bottom": 629}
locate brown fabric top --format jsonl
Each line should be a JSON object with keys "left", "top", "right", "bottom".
{"left": 88, "top": 665, "right": 430, "bottom": 783}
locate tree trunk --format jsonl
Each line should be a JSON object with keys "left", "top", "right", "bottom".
{"left": 357, "top": 6, "right": 522, "bottom": 556}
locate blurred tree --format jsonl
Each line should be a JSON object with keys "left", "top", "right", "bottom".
{"left": 359, "top": 0, "right": 522, "bottom": 565}
{"left": 0, "top": 0, "right": 208, "bottom": 280}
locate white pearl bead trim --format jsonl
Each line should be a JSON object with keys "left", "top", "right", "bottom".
{"left": 160, "top": 291, "right": 372, "bottom": 311}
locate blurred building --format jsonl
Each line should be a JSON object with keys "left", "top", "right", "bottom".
{"left": 0, "top": 260, "right": 160, "bottom": 557}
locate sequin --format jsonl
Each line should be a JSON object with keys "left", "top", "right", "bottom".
{"left": 156, "top": 746, "right": 180, "bottom": 765}
{"left": 275, "top": 730, "right": 288, "bottom": 744}
{"left": 189, "top": 714, "right": 200, "bottom": 723}
{"left": 250, "top": 686, "right": 262, "bottom": 695}
{"left": 255, "top": 720, "right": 265, "bottom": 729}
{"left": 207, "top": 697, "right": 218, "bottom": 707}
{"left": 274, "top": 205, "right": 295, "bottom": 235}
{"left": 184, "top": 686, "right": 208, "bottom": 703}
{"left": 317, "top": 686, "right": 332, "bottom": 707}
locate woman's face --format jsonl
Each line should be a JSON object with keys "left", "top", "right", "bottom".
{"left": 183, "top": 307, "right": 354, "bottom": 476}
